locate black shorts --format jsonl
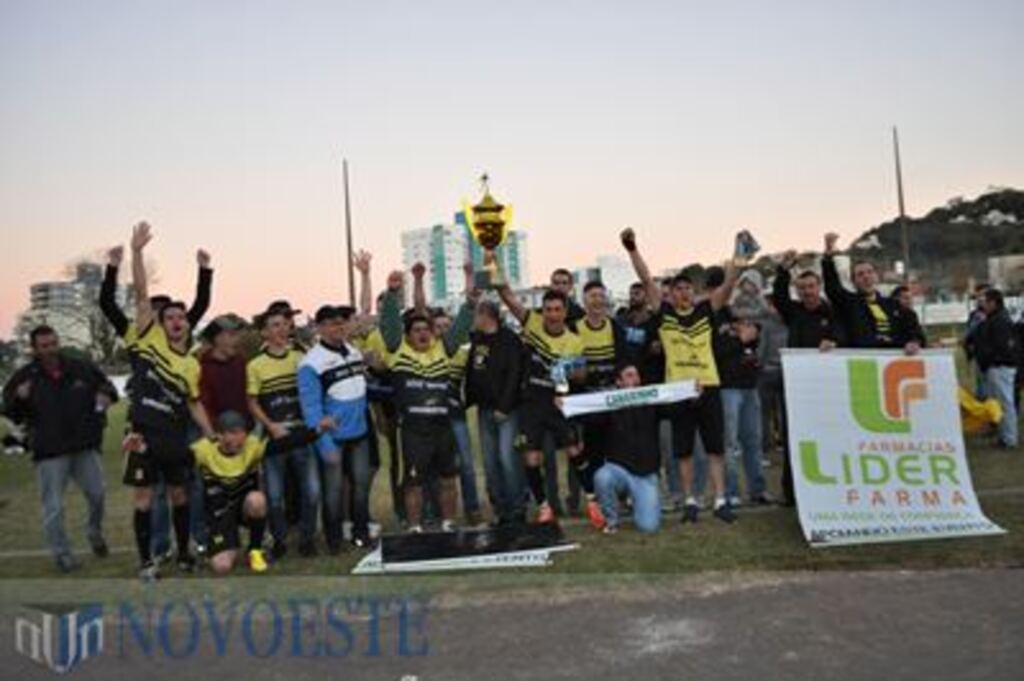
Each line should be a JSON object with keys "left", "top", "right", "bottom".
{"left": 400, "top": 419, "right": 457, "bottom": 486}
{"left": 122, "top": 428, "right": 193, "bottom": 488}
{"left": 669, "top": 387, "right": 724, "bottom": 457}
{"left": 518, "top": 395, "right": 579, "bottom": 452}
{"left": 207, "top": 504, "right": 246, "bottom": 555}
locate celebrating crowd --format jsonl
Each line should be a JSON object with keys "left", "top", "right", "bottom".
{"left": 3, "top": 221, "right": 1019, "bottom": 579}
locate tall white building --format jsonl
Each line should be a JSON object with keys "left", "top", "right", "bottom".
{"left": 401, "top": 211, "right": 530, "bottom": 307}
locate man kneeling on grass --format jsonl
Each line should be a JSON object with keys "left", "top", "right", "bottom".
{"left": 190, "top": 410, "right": 270, "bottom": 575}
{"left": 588, "top": 363, "right": 662, "bottom": 534}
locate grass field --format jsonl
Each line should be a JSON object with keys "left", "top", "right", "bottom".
{"left": 0, "top": 398, "right": 1022, "bottom": 589}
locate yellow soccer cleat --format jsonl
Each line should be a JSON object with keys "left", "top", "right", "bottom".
{"left": 247, "top": 549, "right": 268, "bottom": 573}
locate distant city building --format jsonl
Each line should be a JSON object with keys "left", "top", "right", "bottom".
{"left": 15, "top": 261, "right": 132, "bottom": 359}
{"left": 401, "top": 211, "right": 530, "bottom": 307}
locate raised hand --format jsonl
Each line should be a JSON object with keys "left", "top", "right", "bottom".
{"left": 108, "top": 245, "right": 124, "bottom": 267}
{"left": 411, "top": 262, "right": 426, "bottom": 280}
{"left": 196, "top": 249, "right": 211, "bottom": 268}
{"left": 824, "top": 232, "right": 840, "bottom": 254}
{"left": 780, "top": 249, "right": 798, "bottom": 269}
{"left": 620, "top": 228, "right": 637, "bottom": 252}
{"left": 353, "top": 250, "right": 372, "bottom": 274}
{"left": 131, "top": 222, "right": 152, "bottom": 252}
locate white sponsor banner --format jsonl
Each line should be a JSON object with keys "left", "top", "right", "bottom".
{"left": 782, "top": 349, "right": 1005, "bottom": 547}
{"left": 558, "top": 381, "right": 698, "bottom": 419}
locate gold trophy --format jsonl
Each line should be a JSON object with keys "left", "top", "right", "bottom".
{"left": 467, "top": 173, "right": 509, "bottom": 289}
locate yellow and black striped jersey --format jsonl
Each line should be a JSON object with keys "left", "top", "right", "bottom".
{"left": 575, "top": 316, "right": 619, "bottom": 391}
{"left": 447, "top": 343, "right": 470, "bottom": 410}
{"left": 192, "top": 435, "right": 266, "bottom": 514}
{"left": 655, "top": 300, "right": 720, "bottom": 386}
{"left": 386, "top": 339, "right": 456, "bottom": 420}
{"left": 246, "top": 347, "right": 304, "bottom": 424}
{"left": 127, "top": 322, "right": 201, "bottom": 433}
{"left": 522, "top": 310, "right": 584, "bottom": 395}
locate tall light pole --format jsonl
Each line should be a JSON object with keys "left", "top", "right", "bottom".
{"left": 342, "top": 158, "right": 355, "bottom": 306}
{"left": 893, "top": 127, "right": 911, "bottom": 284}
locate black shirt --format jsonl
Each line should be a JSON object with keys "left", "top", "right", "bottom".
{"left": 772, "top": 266, "right": 843, "bottom": 349}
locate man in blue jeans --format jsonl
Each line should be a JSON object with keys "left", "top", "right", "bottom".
{"left": 3, "top": 326, "right": 116, "bottom": 572}
{"left": 975, "top": 289, "right": 1019, "bottom": 448}
{"left": 298, "top": 304, "right": 371, "bottom": 553}
{"left": 248, "top": 305, "right": 321, "bottom": 558}
{"left": 465, "top": 301, "right": 526, "bottom": 525}
{"left": 589, "top": 364, "right": 661, "bottom": 533}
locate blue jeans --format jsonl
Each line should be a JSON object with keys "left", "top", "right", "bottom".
{"left": 478, "top": 409, "right": 525, "bottom": 520}
{"left": 264, "top": 444, "right": 321, "bottom": 543}
{"left": 594, "top": 462, "right": 661, "bottom": 532}
{"left": 451, "top": 414, "right": 481, "bottom": 514}
{"left": 986, "top": 366, "right": 1018, "bottom": 447}
{"left": 722, "top": 388, "right": 766, "bottom": 499}
{"left": 35, "top": 449, "right": 105, "bottom": 561}
{"left": 321, "top": 437, "right": 372, "bottom": 545}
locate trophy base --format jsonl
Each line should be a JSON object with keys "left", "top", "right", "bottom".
{"left": 473, "top": 269, "right": 505, "bottom": 290}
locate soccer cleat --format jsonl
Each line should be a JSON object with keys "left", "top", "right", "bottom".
{"left": 727, "top": 496, "right": 743, "bottom": 509}
{"left": 56, "top": 554, "right": 82, "bottom": 574}
{"left": 440, "top": 519, "right": 457, "bottom": 533}
{"left": 247, "top": 549, "right": 269, "bottom": 573}
{"left": 585, "top": 500, "right": 606, "bottom": 530}
{"left": 408, "top": 524, "right": 424, "bottom": 534}
{"left": 713, "top": 504, "right": 737, "bottom": 524}
{"left": 139, "top": 560, "right": 160, "bottom": 582}
{"left": 176, "top": 553, "right": 197, "bottom": 573}
{"left": 681, "top": 503, "right": 700, "bottom": 524}
{"left": 602, "top": 524, "right": 619, "bottom": 535}
{"left": 90, "top": 539, "right": 110, "bottom": 559}
{"left": 535, "top": 503, "right": 556, "bottom": 525}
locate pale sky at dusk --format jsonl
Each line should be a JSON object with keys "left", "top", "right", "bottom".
{"left": 2, "top": 0, "right": 1022, "bottom": 334}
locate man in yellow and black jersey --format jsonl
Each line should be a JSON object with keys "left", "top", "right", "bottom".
{"left": 622, "top": 227, "right": 741, "bottom": 525}
{"left": 495, "top": 255, "right": 593, "bottom": 526}
{"left": 122, "top": 222, "right": 216, "bottom": 581}
{"left": 569, "top": 280, "right": 629, "bottom": 528}
{"left": 247, "top": 304, "right": 320, "bottom": 560}
{"left": 379, "top": 267, "right": 478, "bottom": 533}
{"left": 191, "top": 411, "right": 269, "bottom": 575}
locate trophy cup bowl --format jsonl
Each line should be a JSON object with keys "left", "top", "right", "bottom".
{"left": 468, "top": 180, "right": 509, "bottom": 289}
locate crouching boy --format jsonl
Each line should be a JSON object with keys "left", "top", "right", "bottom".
{"left": 191, "top": 410, "right": 270, "bottom": 574}
{"left": 591, "top": 364, "right": 662, "bottom": 533}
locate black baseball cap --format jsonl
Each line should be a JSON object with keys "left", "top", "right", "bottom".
{"left": 267, "top": 300, "right": 301, "bottom": 317}
{"left": 314, "top": 305, "right": 356, "bottom": 324}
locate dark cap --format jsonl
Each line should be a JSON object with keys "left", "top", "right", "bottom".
{"left": 314, "top": 305, "right": 356, "bottom": 324}
{"left": 200, "top": 314, "right": 246, "bottom": 342}
{"left": 267, "top": 300, "right": 301, "bottom": 317}
{"left": 215, "top": 410, "right": 248, "bottom": 434}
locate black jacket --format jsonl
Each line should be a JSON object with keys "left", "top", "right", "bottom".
{"left": 99, "top": 263, "right": 212, "bottom": 337}
{"left": 465, "top": 326, "right": 523, "bottom": 414}
{"left": 975, "top": 308, "right": 1019, "bottom": 371}
{"left": 772, "top": 266, "right": 843, "bottom": 349}
{"left": 594, "top": 405, "right": 660, "bottom": 476}
{"left": 822, "top": 255, "right": 924, "bottom": 349}
{"left": 2, "top": 355, "right": 118, "bottom": 461}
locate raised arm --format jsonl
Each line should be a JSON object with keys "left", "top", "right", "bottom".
{"left": 354, "top": 250, "right": 373, "bottom": 316}
{"left": 99, "top": 245, "right": 130, "bottom": 337}
{"left": 771, "top": 251, "right": 799, "bottom": 324}
{"left": 491, "top": 250, "right": 528, "bottom": 324}
{"left": 186, "top": 249, "right": 213, "bottom": 328}
{"left": 710, "top": 257, "right": 741, "bottom": 312}
{"left": 620, "top": 228, "right": 661, "bottom": 309}
{"left": 411, "top": 262, "right": 428, "bottom": 317}
{"left": 442, "top": 262, "right": 479, "bottom": 356}
{"left": 821, "top": 232, "right": 854, "bottom": 313}
{"left": 379, "top": 271, "right": 405, "bottom": 353}
{"left": 131, "top": 222, "right": 155, "bottom": 331}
